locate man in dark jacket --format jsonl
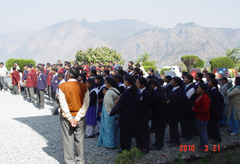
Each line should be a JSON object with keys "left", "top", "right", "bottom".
{"left": 36, "top": 67, "right": 47, "bottom": 109}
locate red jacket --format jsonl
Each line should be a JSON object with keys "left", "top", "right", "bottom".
{"left": 47, "top": 71, "right": 53, "bottom": 86}
{"left": 12, "top": 71, "right": 20, "bottom": 85}
{"left": 43, "top": 68, "right": 47, "bottom": 74}
{"left": 58, "top": 67, "right": 64, "bottom": 74}
{"left": 35, "top": 72, "right": 39, "bottom": 87}
{"left": 26, "top": 70, "right": 36, "bottom": 88}
{"left": 192, "top": 93, "right": 210, "bottom": 121}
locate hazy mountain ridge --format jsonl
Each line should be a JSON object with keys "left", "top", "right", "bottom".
{"left": 0, "top": 20, "right": 240, "bottom": 67}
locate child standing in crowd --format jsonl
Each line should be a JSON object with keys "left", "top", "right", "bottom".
{"left": 22, "top": 65, "right": 28, "bottom": 97}
{"left": 64, "top": 62, "right": 71, "bottom": 81}
{"left": 166, "top": 77, "right": 185, "bottom": 147}
{"left": 95, "top": 75, "right": 105, "bottom": 132}
{"left": 114, "top": 75, "right": 125, "bottom": 94}
{"left": 148, "top": 79, "right": 166, "bottom": 151}
{"left": 51, "top": 68, "right": 59, "bottom": 114}
{"left": 136, "top": 77, "right": 152, "bottom": 153}
{"left": 192, "top": 83, "right": 210, "bottom": 151}
{"left": 98, "top": 77, "right": 120, "bottom": 148}
{"left": 219, "top": 77, "right": 232, "bottom": 127}
{"left": 36, "top": 67, "right": 47, "bottom": 109}
{"left": 26, "top": 65, "right": 36, "bottom": 103}
{"left": 47, "top": 65, "right": 53, "bottom": 101}
{"left": 12, "top": 67, "right": 20, "bottom": 95}
{"left": 207, "top": 78, "right": 224, "bottom": 144}
{"left": 85, "top": 79, "right": 98, "bottom": 138}
{"left": 53, "top": 74, "right": 65, "bottom": 115}
{"left": 182, "top": 75, "right": 196, "bottom": 141}
{"left": 226, "top": 77, "right": 240, "bottom": 136}
{"left": 112, "top": 75, "right": 140, "bottom": 151}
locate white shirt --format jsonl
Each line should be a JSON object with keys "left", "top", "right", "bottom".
{"left": 59, "top": 79, "right": 90, "bottom": 121}
{"left": 185, "top": 83, "right": 195, "bottom": 100}
{"left": 172, "top": 86, "right": 180, "bottom": 92}
{"left": 195, "top": 81, "right": 200, "bottom": 86}
{"left": 139, "top": 87, "right": 146, "bottom": 94}
{"left": 0, "top": 66, "right": 8, "bottom": 76}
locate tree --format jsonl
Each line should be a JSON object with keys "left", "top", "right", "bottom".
{"left": 209, "top": 57, "right": 235, "bottom": 71}
{"left": 193, "top": 58, "right": 205, "bottom": 68}
{"left": 75, "top": 46, "right": 124, "bottom": 65}
{"left": 142, "top": 61, "right": 157, "bottom": 72}
{"left": 6, "top": 58, "right": 36, "bottom": 71}
{"left": 181, "top": 55, "right": 199, "bottom": 72}
{"left": 135, "top": 52, "right": 157, "bottom": 65}
{"left": 226, "top": 48, "right": 240, "bottom": 66}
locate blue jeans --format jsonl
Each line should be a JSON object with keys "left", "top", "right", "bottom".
{"left": 195, "top": 119, "right": 208, "bottom": 149}
{"left": 219, "top": 104, "right": 228, "bottom": 126}
{"left": 229, "top": 108, "right": 240, "bottom": 134}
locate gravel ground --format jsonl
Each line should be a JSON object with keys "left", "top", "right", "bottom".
{"left": 0, "top": 90, "right": 240, "bottom": 164}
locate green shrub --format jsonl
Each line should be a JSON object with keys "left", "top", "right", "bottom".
{"left": 193, "top": 58, "right": 205, "bottom": 68}
{"left": 142, "top": 61, "right": 157, "bottom": 72}
{"left": 115, "top": 147, "right": 143, "bottom": 164}
{"left": 142, "top": 61, "right": 154, "bottom": 66}
{"left": 5, "top": 58, "right": 36, "bottom": 72}
{"left": 209, "top": 57, "right": 235, "bottom": 71}
{"left": 160, "top": 68, "right": 171, "bottom": 75}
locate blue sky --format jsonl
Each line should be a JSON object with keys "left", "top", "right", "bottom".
{"left": 0, "top": 0, "right": 239, "bottom": 33}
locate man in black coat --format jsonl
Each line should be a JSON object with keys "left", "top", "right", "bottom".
{"left": 166, "top": 77, "right": 185, "bottom": 147}
{"left": 150, "top": 82, "right": 166, "bottom": 150}
{"left": 207, "top": 79, "right": 224, "bottom": 143}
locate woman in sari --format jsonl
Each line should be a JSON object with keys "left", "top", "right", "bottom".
{"left": 98, "top": 77, "right": 120, "bottom": 148}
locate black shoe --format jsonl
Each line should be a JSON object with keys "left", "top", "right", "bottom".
{"left": 95, "top": 132, "right": 99, "bottom": 136}
{"left": 52, "top": 112, "right": 58, "bottom": 115}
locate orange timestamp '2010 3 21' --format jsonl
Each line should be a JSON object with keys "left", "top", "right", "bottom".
{"left": 179, "top": 145, "right": 221, "bottom": 152}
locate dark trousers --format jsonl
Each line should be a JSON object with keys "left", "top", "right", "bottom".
{"left": 24, "top": 86, "right": 28, "bottom": 97}
{"left": 154, "top": 119, "right": 166, "bottom": 148}
{"left": 0, "top": 76, "right": 7, "bottom": 90}
{"left": 181, "top": 112, "right": 195, "bottom": 140}
{"left": 207, "top": 117, "right": 221, "bottom": 141}
{"left": 47, "top": 86, "right": 52, "bottom": 101}
{"left": 34, "top": 87, "right": 37, "bottom": 94}
{"left": 120, "top": 123, "right": 134, "bottom": 151}
{"left": 135, "top": 121, "right": 150, "bottom": 150}
{"left": 27, "top": 87, "right": 35, "bottom": 102}
{"left": 169, "top": 119, "right": 180, "bottom": 145}
{"left": 36, "top": 89, "right": 45, "bottom": 107}
{"left": 13, "top": 85, "right": 19, "bottom": 94}
{"left": 51, "top": 91, "right": 59, "bottom": 114}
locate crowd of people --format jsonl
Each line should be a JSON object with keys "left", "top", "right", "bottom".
{"left": 1, "top": 59, "right": 240, "bottom": 164}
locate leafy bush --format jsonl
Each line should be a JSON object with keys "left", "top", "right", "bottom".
{"left": 5, "top": 58, "right": 36, "bottom": 72}
{"left": 115, "top": 147, "right": 143, "bottom": 164}
{"left": 209, "top": 57, "right": 235, "bottom": 71}
{"left": 193, "top": 58, "right": 205, "bottom": 68}
{"left": 160, "top": 68, "right": 171, "bottom": 75}
{"left": 181, "top": 55, "right": 199, "bottom": 72}
{"left": 142, "top": 61, "right": 157, "bottom": 72}
{"left": 75, "top": 46, "right": 124, "bottom": 66}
